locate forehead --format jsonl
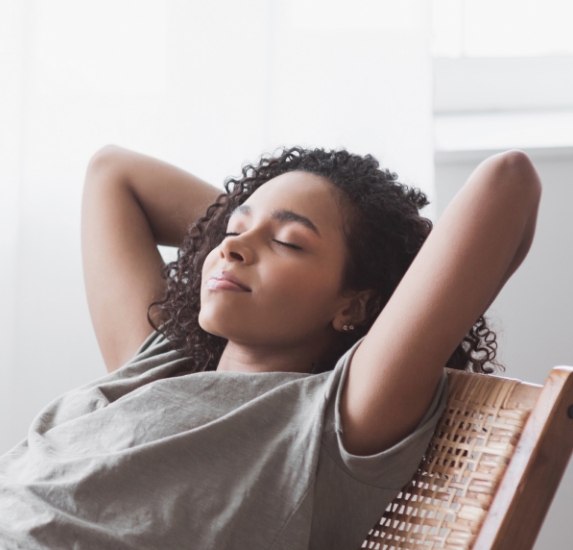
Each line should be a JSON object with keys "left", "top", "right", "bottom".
{"left": 240, "top": 171, "right": 345, "bottom": 234}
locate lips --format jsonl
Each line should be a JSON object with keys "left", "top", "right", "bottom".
{"left": 208, "top": 269, "right": 251, "bottom": 291}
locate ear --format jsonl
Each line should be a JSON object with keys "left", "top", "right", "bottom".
{"left": 332, "top": 289, "right": 377, "bottom": 332}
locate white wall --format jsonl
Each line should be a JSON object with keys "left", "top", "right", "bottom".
{"left": 0, "top": 0, "right": 434, "bottom": 453}
{"left": 0, "top": 0, "right": 25, "bottom": 450}
{"left": 435, "top": 147, "right": 573, "bottom": 550}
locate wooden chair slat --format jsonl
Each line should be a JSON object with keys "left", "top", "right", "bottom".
{"left": 473, "top": 367, "right": 573, "bottom": 550}
{"left": 357, "top": 365, "right": 573, "bottom": 550}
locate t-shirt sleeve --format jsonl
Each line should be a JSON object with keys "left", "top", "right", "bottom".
{"left": 113, "top": 329, "right": 185, "bottom": 377}
{"left": 127, "top": 329, "right": 168, "bottom": 362}
{"left": 321, "top": 338, "right": 449, "bottom": 489}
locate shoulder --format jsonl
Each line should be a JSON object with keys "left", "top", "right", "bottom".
{"left": 322, "top": 342, "right": 448, "bottom": 487}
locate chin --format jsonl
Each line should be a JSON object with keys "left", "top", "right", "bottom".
{"left": 197, "top": 312, "right": 216, "bottom": 336}
{"left": 198, "top": 310, "right": 232, "bottom": 340}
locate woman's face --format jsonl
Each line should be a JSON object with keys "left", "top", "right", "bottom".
{"left": 199, "top": 170, "right": 355, "bottom": 350}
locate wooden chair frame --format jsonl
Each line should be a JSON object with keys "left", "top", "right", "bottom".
{"left": 360, "top": 365, "right": 573, "bottom": 550}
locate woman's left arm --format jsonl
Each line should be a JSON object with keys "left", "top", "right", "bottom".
{"left": 481, "top": 176, "right": 541, "bottom": 314}
{"left": 340, "top": 150, "right": 542, "bottom": 456}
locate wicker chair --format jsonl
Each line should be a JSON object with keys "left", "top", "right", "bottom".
{"left": 359, "top": 365, "right": 573, "bottom": 550}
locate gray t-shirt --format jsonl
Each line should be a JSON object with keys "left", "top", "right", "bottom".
{"left": 0, "top": 330, "right": 448, "bottom": 550}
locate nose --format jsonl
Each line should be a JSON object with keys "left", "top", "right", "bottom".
{"left": 219, "top": 234, "right": 254, "bottom": 264}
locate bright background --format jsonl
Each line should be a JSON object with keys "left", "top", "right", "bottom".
{"left": 1, "top": 1, "right": 572, "bottom": 548}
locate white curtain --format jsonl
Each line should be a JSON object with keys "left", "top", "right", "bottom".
{"left": 0, "top": 0, "right": 434, "bottom": 453}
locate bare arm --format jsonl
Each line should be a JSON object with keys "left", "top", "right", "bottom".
{"left": 340, "top": 150, "right": 542, "bottom": 456}
{"left": 103, "top": 146, "right": 224, "bottom": 247}
{"left": 481, "top": 184, "right": 540, "bottom": 313}
{"left": 81, "top": 145, "right": 222, "bottom": 373}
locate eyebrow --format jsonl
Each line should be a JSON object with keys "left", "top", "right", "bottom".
{"left": 229, "top": 204, "right": 321, "bottom": 237}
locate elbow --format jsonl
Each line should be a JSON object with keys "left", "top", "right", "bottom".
{"left": 500, "top": 149, "right": 535, "bottom": 173}
{"left": 498, "top": 149, "right": 543, "bottom": 204}
{"left": 85, "top": 145, "right": 126, "bottom": 185}
{"left": 87, "top": 144, "right": 122, "bottom": 172}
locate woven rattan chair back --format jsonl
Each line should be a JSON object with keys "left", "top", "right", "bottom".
{"left": 359, "top": 366, "right": 573, "bottom": 550}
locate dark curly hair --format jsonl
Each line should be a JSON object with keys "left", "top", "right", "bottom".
{"left": 147, "top": 146, "right": 504, "bottom": 376}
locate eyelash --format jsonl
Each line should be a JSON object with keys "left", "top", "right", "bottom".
{"left": 223, "top": 232, "right": 302, "bottom": 250}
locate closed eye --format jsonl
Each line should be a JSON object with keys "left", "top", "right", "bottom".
{"left": 223, "top": 232, "right": 302, "bottom": 250}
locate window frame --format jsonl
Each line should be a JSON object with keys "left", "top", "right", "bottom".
{"left": 433, "top": 56, "right": 573, "bottom": 113}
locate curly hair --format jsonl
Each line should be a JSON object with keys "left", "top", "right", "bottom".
{"left": 147, "top": 146, "right": 504, "bottom": 376}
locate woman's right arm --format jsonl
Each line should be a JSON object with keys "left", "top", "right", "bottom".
{"left": 81, "top": 145, "right": 222, "bottom": 373}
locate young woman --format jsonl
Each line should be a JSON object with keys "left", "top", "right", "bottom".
{"left": 0, "top": 145, "right": 541, "bottom": 549}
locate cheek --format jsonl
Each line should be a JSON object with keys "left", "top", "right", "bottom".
{"left": 202, "top": 249, "right": 218, "bottom": 279}
{"left": 263, "top": 261, "right": 340, "bottom": 309}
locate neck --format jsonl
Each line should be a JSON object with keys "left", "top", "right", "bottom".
{"left": 215, "top": 330, "right": 336, "bottom": 374}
